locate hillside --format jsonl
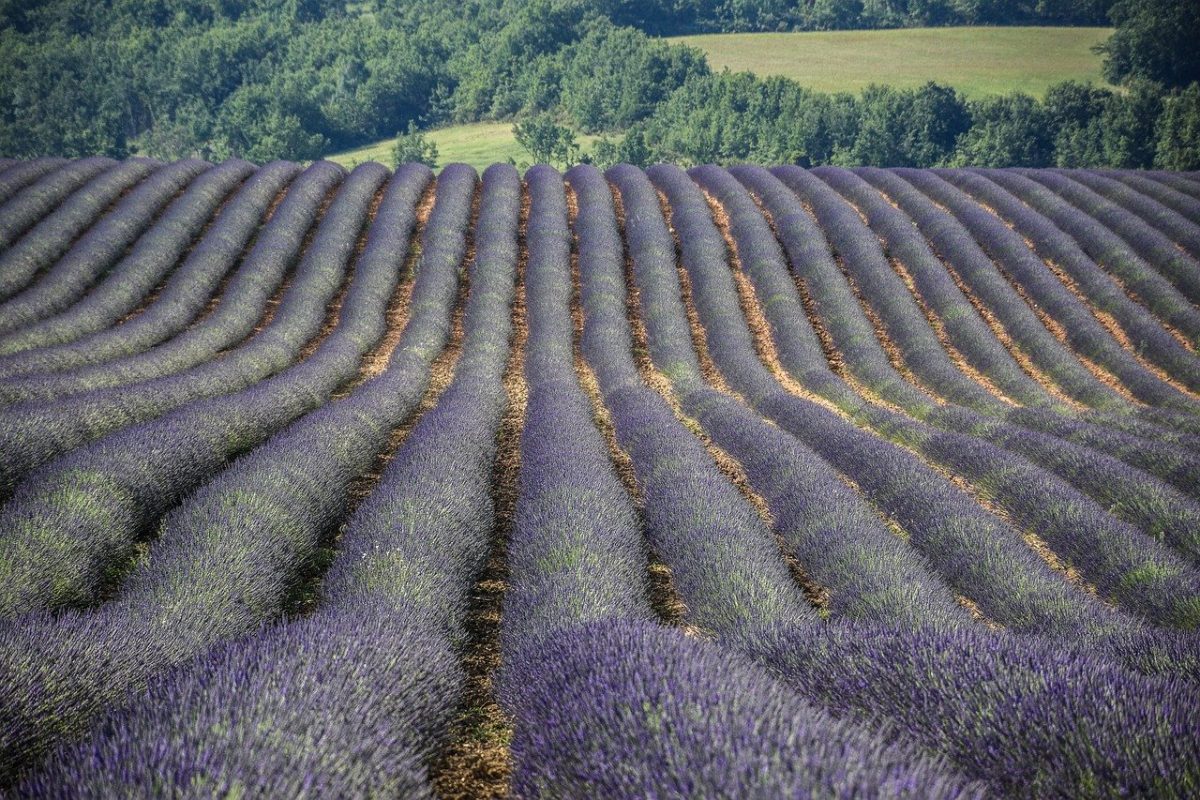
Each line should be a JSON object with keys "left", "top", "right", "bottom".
{"left": 321, "top": 26, "right": 1123, "bottom": 170}
{"left": 668, "top": 26, "right": 1114, "bottom": 98}
{"left": 327, "top": 121, "right": 607, "bottom": 172}
{"left": 0, "top": 157, "right": 1198, "bottom": 795}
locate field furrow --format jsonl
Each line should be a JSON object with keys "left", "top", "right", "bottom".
{"left": 0, "top": 157, "right": 1197, "bottom": 797}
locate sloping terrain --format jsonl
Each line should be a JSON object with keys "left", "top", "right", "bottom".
{"left": 0, "top": 158, "right": 1199, "bottom": 797}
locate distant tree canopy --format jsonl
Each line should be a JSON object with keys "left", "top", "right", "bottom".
{"left": 0, "top": 0, "right": 1197, "bottom": 169}
{"left": 606, "top": 75, "right": 1200, "bottom": 170}
{"left": 1098, "top": 0, "right": 1200, "bottom": 88}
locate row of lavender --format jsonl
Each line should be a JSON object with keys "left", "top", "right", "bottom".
{"left": 0, "top": 157, "right": 1198, "bottom": 795}
{"left": 500, "top": 163, "right": 1200, "bottom": 796}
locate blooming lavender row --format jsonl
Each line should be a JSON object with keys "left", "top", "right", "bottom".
{"left": 0, "top": 158, "right": 67, "bottom": 212}
{"left": 1019, "top": 168, "right": 1200, "bottom": 347}
{"left": 896, "top": 171, "right": 1200, "bottom": 470}
{"left": 0, "top": 157, "right": 115, "bottom": 250}
{"left": 843, "top": 168, "right": 1200, "bottom": 513}
{"left": 15, "top": 610, "right": 460, "bottom": 799}
{"left": 815, "top": 165, "right": 1056, "bottom": 410}
{"left": 0, "top": 164, "right": 473, "bottom": 783}
{"left": 894, "top": 168, "right": 1200, "bottom": 430}
{"left": 1062, "top": 169, "right": 1200, "bottom": 261}
{"left": 651, "top": 168, "right": 1200, "bottom": 790}
{"left": 1019, "top": 168, "right": 1200, "bottom": 307}
{"left": 0, "top": 159, "right": 246, "bottom": 345}
{"left": 971, "top": 168, "right": 1200, "bottom": 348}
{"left": 776, "top": 166, "right": 1011, "bottom": 414}
{"left": 15, "top": 164, "right": 522, "bottom": 797}
{"left": 501, "top": 165, "right": 653, "bottom": 652}
{"left": 754, "top": 166, "right": 1200, "bottom": 524}
{"left": 1102, "top": 170, "right": 1200, "bottom": 237}
{"left": 848, "top": 166, "right": 1119, "bottom": 410}
{"left": 567, "top": 164, "right": 813, "bottom": 637}
{"left": 0, "top": 161, "right": 374, "bottom": 498}
{"left": 324, "top": 161, "right": 518, "bottom": 641}
{"left": 936, "top": 170, "right": 1200, "bottom": 438}
{"left": 0, "top": 159, "right": 350, "bottom": 405}
{"left": 648, "top": 162, "right": 1140, "bottom": 639}
{"left": 741, "top": 619, "right": 1200, "bottom": 797}
{"left": 0, "top": 161, "right": 287, "bottom": 359}
{"left": 0, "top": 162, "right": 433, "bottom": 617}
{"left": 935, "top": 168, "right": 1200, "bottom": 429}
{"left": 1137, "top": 169, "right": 1200, "bottom": 201}
{"left": 684, "top": 164, "right": 1200, "bottom": 671}
{"left": 695, "top": 165, "right": 1200, "bottom": 627}
{"left": 781, "top": 163, "right": 1182, "bottom": 436}
{"left": 0, "top": 160, "right": 316, "bottom": 386}
{"left": 502, "top": 620, "right": 983, "bottom": 799}
{"left": 827, "top": 166, "right": 1200, "bottom": 503}
{"left": 0, "top": 158, "right": 160, "bottom": 301}
{"left": 725, "top": 164, "right": 1200, "bottom": 577}
{"left": 604, "top": 163, "right": 969, "bottom": 630}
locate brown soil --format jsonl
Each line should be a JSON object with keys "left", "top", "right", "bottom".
{"left": 651, "top": 187, "right": 834, "bottom": 615}
{"left": 832, "top": 241, "right": 947, "bottom": 404}
{"left": 174, "top": 182, "right": 295, "bottom": 329}
{"left": 572, "top": 183, "right": 699, "bottom": 633}
{"left": 891, "top": 251, "right": 1019, "bottom": 406}
{"left": 912, "top": 191, "right": 1094, "bottom": 410}
{"left": 115, "top": 175, "right": 254, "bottom": 326}
{"left": 430, "top": 180, "right": 522, "bottom": 800}
{"left": 293, "top": 188, "right": 388, "bottom": 363}
{"left": 701, "top": 189, "right": 1080, "bottom": 621}
{"left": 289, "top": 179, "right": 479, "bottom": 620}
{"left": 1039, "top": 253, "right": 1200, "bottom": 401}
{"left": 228, "top": 186, "right": 341, "bottom": 346}
{"left": 969, "top": 196, "right": 1162, "bottom": 405}
{"left": 955, "top": 594, "right": 1004, "bottom": 630}
{"left": 338, "top": 178, "right": 437, "bottom": 394}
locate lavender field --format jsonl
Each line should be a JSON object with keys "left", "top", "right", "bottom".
{"left": 0, "top": 157, "right": 1198, "bottom": 798}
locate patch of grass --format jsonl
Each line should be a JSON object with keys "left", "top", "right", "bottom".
{"left": 326, "top": 121, "right": 607, "bottom": 172}
{"left": 667, "top": 26, "right": 1114, "bottom": 98}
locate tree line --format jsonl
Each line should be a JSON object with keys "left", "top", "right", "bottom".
{"left": 1, "top": 0, "right": 1197, "bottom": 168}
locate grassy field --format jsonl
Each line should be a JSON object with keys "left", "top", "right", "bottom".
{"left": 328, "top": 27, "right": 1112, "bottom": 167}
{"left": 327, "top": 121, "right": 606, "bottom": 172}
{"left": 667, "top": 26, "right": 1113, "bottom": 98}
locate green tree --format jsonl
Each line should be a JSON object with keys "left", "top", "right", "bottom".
{"left": 1097, "top": 81, "right": 1162, "bottom": 168}
{"left": 952, "top": 93, "right": 1053, "bottom": 167}
{"left": 559, "top": 20, "right": 708, "bottom": 133}
{"left": 1155, "top": 83, "right": 1200, "bottom": 170}
{"left": 513, "top": 114, "right": 581, "bottom": 167}
{"left": 841, "top": 82, "right": 968, "bottom": 166}
{"left": 1099, "top": 0, "right": 1200, "bottom": 88}
{"left": 1044, "top": 81, "right": 1110, "bottom": 167}
{"left": 391, "top": 121, "right": 438, "bottom": 168}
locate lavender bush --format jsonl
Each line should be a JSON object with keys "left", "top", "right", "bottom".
{"left": 0, "top": 158, "right": 161, "bottom": 301}
{"left": 0, "top": 157, "right": 114, "bottom": 251}
{"left": 0, "top": 160, "right": 315, "bottom": 385}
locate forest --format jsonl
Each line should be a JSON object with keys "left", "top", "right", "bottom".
{"left": 2, "top": 0, "right": 1198, "bottom": 168}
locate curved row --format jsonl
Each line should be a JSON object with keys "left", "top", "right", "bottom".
{"left": 0, "top": 159, "right": 162, "bottom": 301}
{"left": 0, "top": 159, "right": 244, "bottom": 342}
{"left": 0, "top": 161, "right": 378, "bottom": 497}
{"left": 0, "top": 163, "right": 474, "bottom": 782}
{"left": 0, "top": 158, "right": 115, "bottom": 251}
{"left": 17, "top": 163, "right": 522, "bottom": 798}
{"left": 0, "top": 161, "right": 323, "bottom": 387}
{"left": 0, "top": 163, "right": 434, "bottom": 617}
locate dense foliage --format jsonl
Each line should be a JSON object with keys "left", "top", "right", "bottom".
{"left": 3, "top": 0, "right": 1199, "bottom": 168}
